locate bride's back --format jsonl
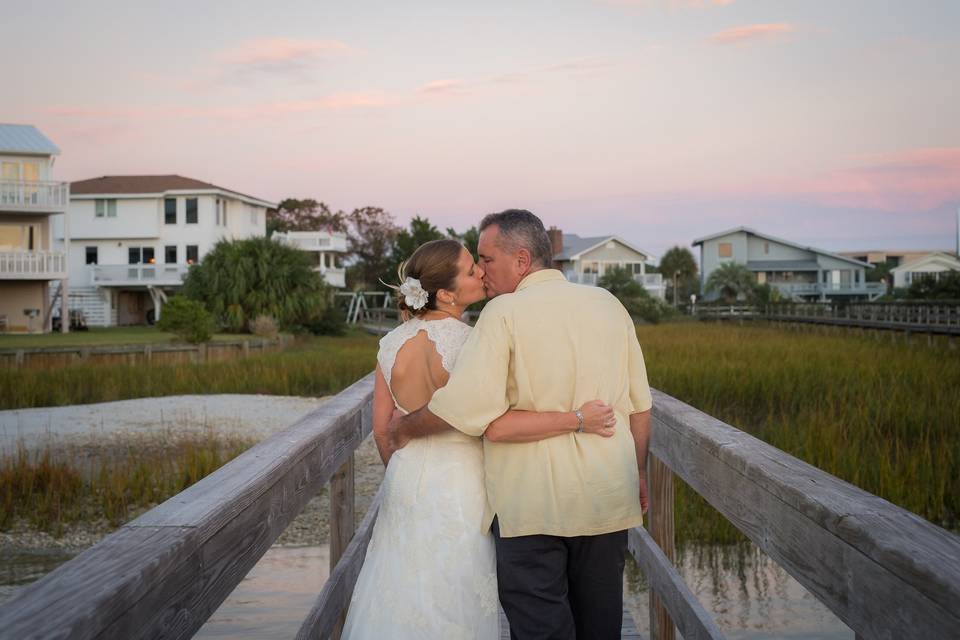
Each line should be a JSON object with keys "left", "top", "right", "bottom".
{"left": 388, "top": 328, "right": 449, "bottom": 413}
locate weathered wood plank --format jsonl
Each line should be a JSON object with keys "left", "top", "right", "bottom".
{"left": 647, "top": 454, "right": 677, "bottom": 640}
{"left": 328, "top": 454, "right": 356, "bottom": 640}
{"left": 650, "top": 389, "right": 960, "bottom": 640}
{"left": 628, "top": 526, "right": 726, "bottom": 640}
{"left": 296, "top": 485, "right": 383, "bottom": 640}
{"left": 0, "top": 373, "right": 375, "bottom": 640}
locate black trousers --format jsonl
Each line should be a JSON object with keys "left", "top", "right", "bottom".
{"left": 492, "top": 518, "right": 627, "bottom": 640}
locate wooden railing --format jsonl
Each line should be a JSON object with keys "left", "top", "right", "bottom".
{"left": 1, "top": 374, "right": 958, "bottom": 639}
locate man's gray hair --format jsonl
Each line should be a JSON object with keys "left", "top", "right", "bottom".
{"left": 479, "top": 209, "right": 554, "bottom": 268}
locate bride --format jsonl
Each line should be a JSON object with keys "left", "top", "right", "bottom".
{"left": 341, "top": 239, "right": 617, "bottom": 639}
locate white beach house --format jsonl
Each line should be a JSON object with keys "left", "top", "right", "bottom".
{"left": 52, "top": 175, "right": 274, "bottom": 326}
{"left": 0, "top": 124, "right": 70, "bottom": 333}
{"left": 272, "top": 230, "right": 348, "bottom": 288}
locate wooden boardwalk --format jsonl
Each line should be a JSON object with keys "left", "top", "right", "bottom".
{"left": 498, "top": 606, "right": 642, "bottom": 639}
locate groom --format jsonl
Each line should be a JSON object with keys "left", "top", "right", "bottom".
{"left": 387, "top": 209, "right": 652, "bottom": 640}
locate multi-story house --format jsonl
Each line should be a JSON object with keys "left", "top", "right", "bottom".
{"left": 0, "top": 124, "right": 70, "bottom": 333}
{"left": 693, "top": 227, "right": 884, "bottom": 302}
{"left": 272, "top": 230, "right": 347, "bottom": 288}
{"left": 547, "top": 227, "right": 665, "bottom": 299}
{"left": 889, "top": 252, "right": 960, "bottom": 289}
{"left": 52, "top": 175, "right": 275, "bottom": 326}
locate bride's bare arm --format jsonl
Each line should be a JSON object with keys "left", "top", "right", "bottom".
{"left": 484, "top": 400, "right": 617, "bottom": 443}
{"left": 372, "top": 365, "right": 398, "bottom": 465}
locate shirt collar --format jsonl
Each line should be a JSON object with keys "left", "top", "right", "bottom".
{"left": 515, "top": 268, "right": 566, "bottom": 292}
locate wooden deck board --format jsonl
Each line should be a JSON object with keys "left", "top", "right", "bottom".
{"left": 498, "top": 606, "right": 643, "bottom": 639}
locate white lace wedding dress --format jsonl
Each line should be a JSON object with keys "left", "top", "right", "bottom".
{"left": 341, "top": 317, "right": 499, "bottom": 640}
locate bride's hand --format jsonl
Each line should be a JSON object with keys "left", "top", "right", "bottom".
{"left": 578, "top": 400, "right": 616, "bottom": 437}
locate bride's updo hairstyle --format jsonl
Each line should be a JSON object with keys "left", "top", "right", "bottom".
{"left": 393, "top": 239, "right": 464, "bottom": 318}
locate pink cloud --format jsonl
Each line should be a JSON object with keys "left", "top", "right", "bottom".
{"left": 769, "top": 148, "right": 960, "bottom": 212}
{"left": 419, "top": 79, "right": 467, "bottom": 95}
{"left": 215, "top": 37, "right": 351, "bottom": 67}
{"left": 710, "top": 23, "right": 794, "bottom": 46}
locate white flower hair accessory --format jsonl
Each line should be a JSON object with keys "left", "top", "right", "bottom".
{"left": 398, "top": 277, "right": 429, "bottom": 310}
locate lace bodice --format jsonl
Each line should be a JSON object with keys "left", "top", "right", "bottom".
{"left": 377, "top": 317, "right": 472, "bottom": 391}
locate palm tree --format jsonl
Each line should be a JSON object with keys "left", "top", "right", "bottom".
{"left": 705, "top": 262, "right": 755, "bottom": 303}
{"left": 182, "top": 237, "right": 329, "bottom": 332}
{"left": 658, "top": 246, "right": 699, "bottom": 305}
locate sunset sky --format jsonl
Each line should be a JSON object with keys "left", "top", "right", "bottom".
{"left": 7, "top": 0, "right": 960, "bottom": 260}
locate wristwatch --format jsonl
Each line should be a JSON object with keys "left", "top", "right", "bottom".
{"left": 574, "top": 409, "right": 584, "bottom": 433}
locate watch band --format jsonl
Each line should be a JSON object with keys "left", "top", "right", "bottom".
{"left": 575, "top": 409, "right": 584, "bottom": 433}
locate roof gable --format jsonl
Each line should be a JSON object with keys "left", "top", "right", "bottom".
{"left": 890, "top": 251, "right": 960, "bottom": 273}
{"left": 70, "top": 175, "right": 276, "bottom": 208}
{"left": 0, "top": 124, "right": 60, "bottom": 156}
{"left": 692, "top": 226, "right": 870, "bottom": 268}
{"left": 556, "top": 233, "right": 652, "bottom": 261}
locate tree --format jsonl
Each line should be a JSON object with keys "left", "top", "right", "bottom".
{"left": 182, "top": 237, "right": 328, "bottom": 332}
{"left": 447, "top": 225, "right": 480, "bottom": 261}
{"left": 389, "top": 216, "right": 446, "bottom": 279}
{"left": 267, "top": 198, "right": 347, "bottom": 237}
{"left": 345, "top": 206, "right": 399, "bottom": 290}
{"left": 658, "top": 246, "right": 699, "bottom": 304}
{"left": 705, "top": 262, "right": 755, "bottom": 303}
{"left": 598, "top": 265, "right": 647, "bottom": 300}
{"left": 156, "top": 296, "right": 216, "bottom": 343}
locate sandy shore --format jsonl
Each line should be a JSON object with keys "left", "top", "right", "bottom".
{"left": 0, "top": 395, "right": 386, "bottom": 555}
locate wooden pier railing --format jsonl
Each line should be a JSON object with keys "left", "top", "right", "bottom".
{"left": 1, "top": 373, "right": 958, "bottom": 639}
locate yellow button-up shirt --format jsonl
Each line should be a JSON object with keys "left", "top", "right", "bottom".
{"left": 428, "top": 269, "right": 653, "bottom": 538}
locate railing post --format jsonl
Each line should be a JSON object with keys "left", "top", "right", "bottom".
{"left": 647, "top": 453, "right": 676, "bottom": 640}
{"left": 329, "top": 452, "right": 356, "bottom": 640}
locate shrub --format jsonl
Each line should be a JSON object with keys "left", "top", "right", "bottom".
{"left": 249, "top": 315, "right": 279, "bottom": 340}
{"left": 157, "top": 297, "right": 216, "bottom": 343}
{"left": 307, "top": 303, "right": 348, "bottom": 336}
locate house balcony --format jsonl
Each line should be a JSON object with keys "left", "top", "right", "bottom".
{"left": 772, "top": 282, "right": 886, "bottom": 299}
{"left": 564, "top": 271, "right": 665, "bottom": 297}
{"left": 0, "top": 180, "right": 69, "bottom": 214}
{"left": 274, "top": 231, "right": 348, "bottom": 253}
{"left": 317, "top": 266, "right": 346, "bottom": 288}
{"left": 91, "top": 263, "right": 190, "bottom": 287}
{"left": 0, "top": 251, "right": 67, "bottom": 279}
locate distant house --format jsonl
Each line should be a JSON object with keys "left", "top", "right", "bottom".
{"left": 692, "top": 227, "right": 883, "bottom": 302}
{"left": 273, "top": 230, "right": 348, "bottom": 288}
{"left": 837, "top": 249, "right": 941, "bottom": 270}
{"left": 889, "top": 251, "right": 960, "bottom": 289}
{"left": 0, "top": 124, "right": 70, "bottom": 333}
{"left": 547, "top": 227, "right": 665, "bottom": 299}
{"left": 52, "top": 175, "right": 275, "bottom": 326}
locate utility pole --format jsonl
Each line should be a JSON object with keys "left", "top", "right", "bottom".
{"left": 673, "top": 270, "right": 680, "bottom": 307}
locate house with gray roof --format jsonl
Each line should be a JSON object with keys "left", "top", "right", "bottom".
{"left": 692, "top": 227, "right": 884, "bottom": 302}
{"left": 0, "top": 124, "right": 70, "bottom": 333}
{"left": 547, "top": 227, "right": 664, "bottom": 299}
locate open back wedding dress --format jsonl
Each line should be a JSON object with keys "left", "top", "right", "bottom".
{"left": 341, "top": 317, "right": 499, "bottom": 640}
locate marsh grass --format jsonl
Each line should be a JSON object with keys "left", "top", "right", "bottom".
{"left": 0, "top": 331, "right": 379, "bottom": 410}
{"left": 0, "top": 429, "right": 257, "bottom": 535}
{"left": 636, "top": 323, "right": 960, "bottom": 545}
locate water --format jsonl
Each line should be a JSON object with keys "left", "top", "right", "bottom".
{"left": 1, "top": 542, "right": 853, "bottom": 638}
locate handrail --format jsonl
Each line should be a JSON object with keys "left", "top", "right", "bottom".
{"left": 0, "top": 374, "right": 374, "bottom": 640}
{"left": 2, "top": 372, "right": 958, "bottom": 639}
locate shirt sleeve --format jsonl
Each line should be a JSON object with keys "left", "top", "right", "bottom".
{"left": 428, "top": 304, "right": 512, "bottom": 437}
{"left": 626, "top": 314, "right": 653, "bottom": 413}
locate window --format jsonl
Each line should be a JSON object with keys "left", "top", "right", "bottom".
{"left": 165, "top": 245, "right": 177, "bottom": 263}
{"left": 215, "top": 199, "right": 221, "bottom": 226}
{"left": 763, "top": 242, "right": 770, "bottom": 255}
{"left": 164, "top": 198, "right": 177, "bottom": 224}
{"left": 186, "top": 245, "right": 199, "bottom": 264}
{"left": 583, "top": 261, "right": 599, "bottom": 275}
{"left": 718, "top": 243, "right": 732, "bottom": 258}
{"left": 85, "top": 247, "right": 98, "bottom": 265}
{"left": 186, "top": 198, "right": 198, "bottom": 224}
{"left": 96, "top": 199, "right": 118, "bottom": 218}
{"left": 222, "top": 200, "right": 228, "bottom": 226}
{"left": 128, "top": 247, "right": 155, "bottom": 264}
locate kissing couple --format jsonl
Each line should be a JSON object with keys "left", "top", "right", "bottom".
{"left": 342, "top": 209, "right": 652, "bottom": 640}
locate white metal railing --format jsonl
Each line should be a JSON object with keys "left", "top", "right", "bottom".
{"left": 274, "top": 232, "right": 348, "bottom": 253}
{"left": 317, "top": 266, "right": 346, "bottom": 288}
{"left": 0, "top": 250, "right": 67, "bottom": 278}
{"left": 91, "top": 263, "right": 190, "bottom": 286}
{"left": 565, "top": 271, "right": 663, "bottom": 289}
{"left": 771, "top": 282, "right": 886, "bottom": 296}
{"left": 0, "top": 180, "right": 69, "bottom": 211}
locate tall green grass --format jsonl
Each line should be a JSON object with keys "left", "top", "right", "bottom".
{"left": 636, "top": 323, "right": 959, "bottom": 545}
{"left": 0, "top": 430, "right": 256, "bottom": 534}
{"left": 0, "top": 332, "right": 379, "bottom": 409}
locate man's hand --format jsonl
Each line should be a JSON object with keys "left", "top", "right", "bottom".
{"left": 639, "top": 473, "right": 649, "bottom": 515}
{"left": 385, "top": 410, "right": 412, "bottom": 460}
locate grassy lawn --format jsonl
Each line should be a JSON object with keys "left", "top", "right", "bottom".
{"left": 0, "top": 325, "right": 277, "bottom": 349}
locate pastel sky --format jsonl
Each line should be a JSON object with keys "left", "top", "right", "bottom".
{"left": 7, "top": 0, "right": 960, "bottom": 260}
